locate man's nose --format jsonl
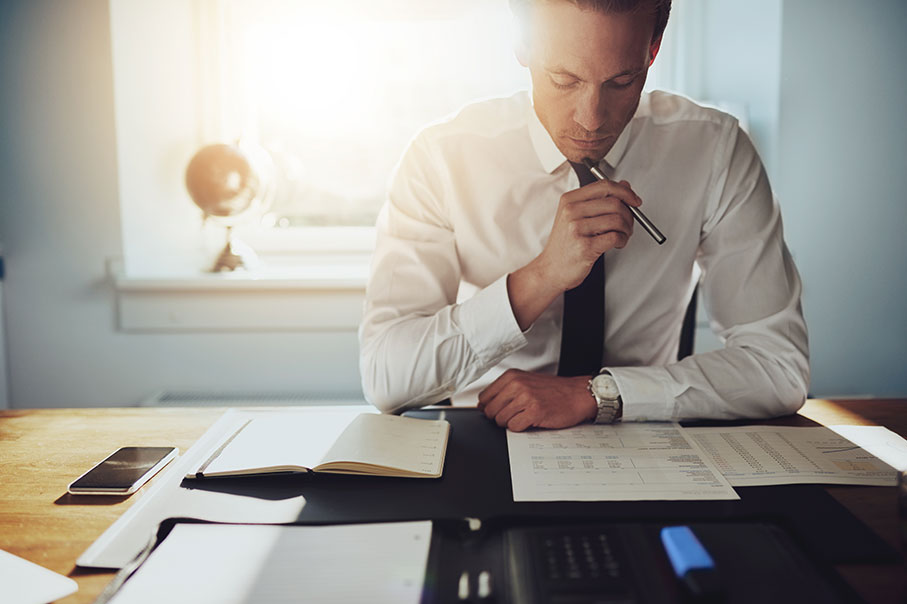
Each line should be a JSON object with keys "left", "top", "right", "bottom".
{"left": 573, "top": 87, "right": 607, "bottom": 133}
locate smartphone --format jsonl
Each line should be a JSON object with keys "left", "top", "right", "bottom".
{"left": 68, "top": 446, "right": 178, "bottom": 495}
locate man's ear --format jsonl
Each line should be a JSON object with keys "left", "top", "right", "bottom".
{"left": 648, "top": 35, "right": 662, "bottom": 66}
{"left": 512, "top": 13, "right": 530, "bottom": 67}
{"left": 514, "top": 37, "right": 530, "bottom": 68}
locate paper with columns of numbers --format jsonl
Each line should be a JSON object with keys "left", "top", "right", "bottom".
{"left": 684, "top": 425, "right": 901, "bottom": 487}
{"left": 506, "top": 422, "right": 739, "bottom": 502}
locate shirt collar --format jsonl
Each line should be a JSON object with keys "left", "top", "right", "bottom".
{"left": 527, "top": 97, "right": 635, "bottom": 175}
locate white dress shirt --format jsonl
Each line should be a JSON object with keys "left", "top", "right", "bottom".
{"left": 359, "top": 90, "right": 809, "bottom": 421}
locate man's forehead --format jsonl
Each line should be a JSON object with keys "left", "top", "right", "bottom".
{"left": 514, "top": 0, "right": 657, "bottom": 22}
{"left": 527, "top": 2, "right": 655, "bottom": 69}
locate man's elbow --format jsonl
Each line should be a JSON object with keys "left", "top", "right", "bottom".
{"left": 363, "top": 387, "right": 409, "bottom": 415}
{"left": 765, "top": 355, "right": 810, "bottom": 418}
{"left": 360, "top": 359, "right": 408, "bottom": 414}
{"left": 774, "top": 383, "right": 807, "bottom": 417}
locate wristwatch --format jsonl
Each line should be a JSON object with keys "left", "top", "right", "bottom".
{"left": 588, "top": 370, "right": 622, "bottom": 424}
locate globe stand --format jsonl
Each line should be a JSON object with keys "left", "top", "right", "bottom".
{"left": 210, "top": 226, "right": 259, "bottom": 272}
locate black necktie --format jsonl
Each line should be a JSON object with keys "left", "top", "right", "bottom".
{"left": 557, "top": 161, "right": 605, "bottom": 377}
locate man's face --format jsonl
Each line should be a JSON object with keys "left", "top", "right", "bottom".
{"left": 518, "top": 1, "right": 660, "bottom": 163}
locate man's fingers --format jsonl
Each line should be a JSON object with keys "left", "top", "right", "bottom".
{"left": 566, "top": 197, "right": 631, "bottom": 221}
{"left": 565, "top": 179, "right": 642, "bottom": 208}
{"left": 507, "top": 411, "right": 535, "bottom": 432}
{"left": 494, "top": 401, "right": 527, "bottom": 428}
{"left": 477, "top": 369, "right": 522, "bottom": 409}
{"left": 575, "top": 211, "right": 634, "bottom": 238}
{"left": 479, "top": 381, "right": 518, "bottom": 419}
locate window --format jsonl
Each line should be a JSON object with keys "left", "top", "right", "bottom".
{"left": 110, "top": 0, "right": 679, "bottom": 277}
{"left": 200, "top": 0, "right": 533, "bottom": 256}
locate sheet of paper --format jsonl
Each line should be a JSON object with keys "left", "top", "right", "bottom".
{"left": 685, "top": 425, "right": 899, "bottom": 487}
{"left": 506, "top": 422, "right": 739, "bottom": 501}
{"left": 320, "top": 413, "right": 449, "bottom": 476}
{"left": 196, "top": 408, "right": 365, "bottom": 475}
{"left": 828, "top": 425, "right": 907, "bottom": 472}
{"left": 107, "top": 521, "right": 432, "bottom": 604}
{"left": 0, "top": 549, "right": 78, "bottom": 604}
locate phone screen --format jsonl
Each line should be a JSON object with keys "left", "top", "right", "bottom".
{"left": 69, "top": 447, "right": 177, "bottom": 492}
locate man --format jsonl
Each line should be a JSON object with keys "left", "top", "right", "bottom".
{"left": 359, "top": 0, "right": 809, "bottom": 431}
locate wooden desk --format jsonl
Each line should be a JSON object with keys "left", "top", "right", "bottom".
{"left": 1, "top": 400, "right": 904, "bottom": 604}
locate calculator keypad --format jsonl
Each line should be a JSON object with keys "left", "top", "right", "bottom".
{"left": 534, "top": 528, "right": 636, "bottom": 603}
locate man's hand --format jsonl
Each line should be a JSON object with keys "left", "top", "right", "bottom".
{"left": 538, "top": 178, "right": 641, "bottom": 291}
{"left": 477, "top": 369, "right": 597, "bottom": 432}
{"left": 507, "top": 178, "right": 642, "bottom": 330}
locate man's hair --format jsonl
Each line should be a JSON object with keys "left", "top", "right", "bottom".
{"left": 510, "top": 0, "right": 672, "bottom": 43}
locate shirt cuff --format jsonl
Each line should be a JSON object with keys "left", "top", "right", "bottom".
{"left": 456, "top": 274, "right": 527, "bottom": 365}
{"left": 606, "top": 366, "right": 677, "bottom": 421}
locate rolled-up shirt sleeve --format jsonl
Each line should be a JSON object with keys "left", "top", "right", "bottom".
{"left": 359, "top": 134, "right": 527, "bottom": 414}
{"left": 609, "top": 127, "right": 810, "bottom": 421}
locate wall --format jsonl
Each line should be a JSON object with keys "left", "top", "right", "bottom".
{"left": 777, "top": 0, "right": 907, "bottom": 396}
{"left": 0, "top": 1, "right": 905, "bottom": 408}
{"left": 0, "top": 256, "right": 7, "bottom": 408}
{"left": 676, "top": 0, "right": 907, "bottom": 397}
{"left": 0, "top": 1, "right": 361, "bottom": 408}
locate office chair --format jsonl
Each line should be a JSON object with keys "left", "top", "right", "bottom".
{"left": 678, "top": 284, "right": 698, "bottom": 361}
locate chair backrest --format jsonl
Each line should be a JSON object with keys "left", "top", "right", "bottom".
{"left": 678, "top": 284, "right": 698, "bottom": 361}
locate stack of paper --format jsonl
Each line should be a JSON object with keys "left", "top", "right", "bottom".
{"left": 507, "top": 423, "right": 905, "bottom": 502}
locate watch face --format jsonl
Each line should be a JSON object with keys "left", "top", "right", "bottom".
{"left": 592, "top": 374, "right": 620, "bottom": 400}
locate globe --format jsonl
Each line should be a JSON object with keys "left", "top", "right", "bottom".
{"left": 185, "top": 142, "right": 272, "bottom": 272}
{"left": 185, "top": 143, "right": 261, "bottom": 220}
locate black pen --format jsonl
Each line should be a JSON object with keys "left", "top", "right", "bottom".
{"left": 582, "top": 157, "right": 666, "bottom": 245}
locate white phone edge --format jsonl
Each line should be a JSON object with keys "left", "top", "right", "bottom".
{"left": 67, "top": 447, "right": 179, "bottom": 496}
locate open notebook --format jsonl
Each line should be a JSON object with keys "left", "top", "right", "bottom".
{"left": 188, "top": 411, "right": 450, "bottom": 479}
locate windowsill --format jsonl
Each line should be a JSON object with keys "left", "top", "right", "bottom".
{"left": 110, "top": 252, "right": 370, "bottom": 290}
{"left": 114, "top": 264, "right": 370, "bottom": 292}
{"left": 109, "top": 256, "right": 369, "bottom": 332}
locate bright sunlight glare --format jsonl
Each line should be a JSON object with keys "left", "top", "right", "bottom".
{"left": 223, "top": 0, "right": 528, "bottom": 226}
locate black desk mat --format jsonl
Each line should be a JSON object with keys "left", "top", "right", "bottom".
{"left": 181, "top": 408, "right": 898, "bottom": 565}
{"left": 422, "top": 519, "right": 862, "bottom": 604}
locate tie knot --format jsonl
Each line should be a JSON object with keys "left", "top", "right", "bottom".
{"left": 570, "top": 160, "right": 597, "bottom": 187}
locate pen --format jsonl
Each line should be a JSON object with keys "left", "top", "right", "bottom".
{"left": 582, "top": 157, "right": 666, "bottom": 245}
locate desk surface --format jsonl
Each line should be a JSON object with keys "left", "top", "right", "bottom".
{"left": 0, "top": 399, "right": 904, "bottom": 604}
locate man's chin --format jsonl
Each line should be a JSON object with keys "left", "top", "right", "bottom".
{"left": 559, "top": 138, "right": 612, "bottom": 164}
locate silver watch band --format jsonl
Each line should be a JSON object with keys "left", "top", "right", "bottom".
{"left": 589, "top": 371, "right": 622, "bottom": 424}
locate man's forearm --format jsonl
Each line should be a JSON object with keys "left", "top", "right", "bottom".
{"left": 506, "top": 260, "right": 563, "bottom": 331}
{"left": 361, "top": 275, "right": 529, "bottom": 412}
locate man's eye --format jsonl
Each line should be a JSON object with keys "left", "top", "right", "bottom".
{"left": 608, "top": 76, "right": 637, "bottom": 89}
{"left": 550, "top": 76, "right": 578, "bottom": 90}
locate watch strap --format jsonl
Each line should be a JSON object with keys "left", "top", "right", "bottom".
{"left": 589, "top": 371, "right": 622, "bottom": 424}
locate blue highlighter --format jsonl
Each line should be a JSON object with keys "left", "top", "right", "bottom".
{"left": 660, "top": 526, "right": 723, "bottom": 601}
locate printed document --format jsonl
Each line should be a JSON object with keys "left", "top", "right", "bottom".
{"left": 685, "top": 425, "right": 899, "bottom": 487}
{"left": 507, "top": 423, "right": 739, "bottom": 502}
{"left": 828, "top": 425, "right": 907, "bottom": 473}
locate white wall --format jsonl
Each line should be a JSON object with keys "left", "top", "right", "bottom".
{"left": 0, "top": 258, "right": 8, "bottom": 408}
{"left": 678, "top": 0, "right": 907, "bottom": 397}
{"left": 0, "top": 1, "right": 361, "bottom": 408}
{"left": 777, "top": 0, "right": 907, "bottom": 396}
{"left": 0, "top": 0, "right": 905, "bottom": 408}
